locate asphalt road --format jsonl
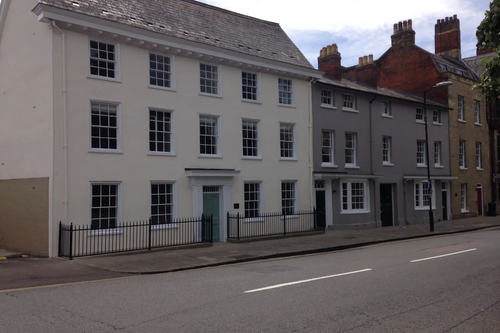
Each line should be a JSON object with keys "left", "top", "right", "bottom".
{"left": 1, "top": 229, "right": 499, "bottom": 332}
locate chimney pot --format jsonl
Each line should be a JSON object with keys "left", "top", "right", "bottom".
{"left": 320, "top": 47, "right": 326, "bottom": 57}
{"left": 453, "top": 14, "right": 457, "bottom": 19}
{"left": 327, "top": 45, "right": 333, "bottom": 55}
{"left": 403, "top": 20, "right": 408, "bottom": 31}
{"left": 445, "top": 17, "right": 449, "bottom": 22}
{"left": 369, "top": 54, "right": 373, "bottom": 63}
{"left": 332, "top": 44, "right": 338, "bottom": 53}
{"left": 359, "top": 57, "right": 363, "bottom": 66}
{"left": 398, "top": 21, "right": 403, "bottom": 31}
{"left": 363, "top": 55, "right": 368, "bottom": 65}
{"left": 393, "top": 23, "right": 397, "bottom": 33}
{"left": 408, "top": 19, "right": 412, "bottom": 30}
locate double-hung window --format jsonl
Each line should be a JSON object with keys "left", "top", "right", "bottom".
{"left": 461, "top": 184, "right": 467, "bottom": 212}
{"left": 382, "top": 136, "right": 392, "bottom": 165}
{"left": 321, "top": 130, "right": 335, "bottom": 166}
{"left": 321, "top": 90, "right": 335, "bottom": 108}
{"left": 280, "top": 123, "right": 295, "bottom": 159}
{"left": 91, "top": 183, "right": 119, "bottom": 230}
{"left": 89, "top": 40, "right": 118, "bottom": 79}
{"left": 416, "top": 108, "right": 424, "bottom": 122}
{"left": 476, "top": 142, "right": 483, "bottom": 170}
{"left": 434, "top": 142, "right": 442, "bottom": 167}
{"left": 151, "top": 183, "right": 174, "bottom": 225}
{"left": 416, "top": 140, "right": 426, "bottom": 166}
{"left": 90, "top": 102, "right": 119, "bottom": 151}
{"left": 244, "top": 183, "right": 261, "bottom": 218}
{"left": 342, "top": 94, "right": 356, "bottom": 110}
{"left": 199, "top": 115, "right": 219, "bottom": 156}
{"left": 200, "top": 63, "right": 219, "bottom": 95}
{"left": 382, "top": 101, "right": 391, "bottom": 117}
{"left": 242, "top": 72, "right": 258, "bottom": 101}
{"left": 433, "top": 110, "right": 441, "bottom": 124}
{"left": 242, "top": 119, "right": 259, "bottom": 158}
{"left": 458, "top": 95, "right": 465, "bottom": 121}
{"left": 345, "top": 133, "right": 357, "bottom": 167}
{"left": 149, "top": 53, "right": 172, "bottom": 89}
{"left": 474, "top": 100, "right": 481, "bottom": 125}
{"left": 281, "top": 181, "right": 296, "bottom": 215}
{"left": 414, "top": 181, "right": 435, "bottom": 210}
{"left": 278, "top": 78, "right": 292, "bottom": 105}
{"left": 341, "top": 180, "right": 369, "bottom": 213}
{"left": 149, "top": 109, "right": 173, "bottom": 154}
{"left": 459, "top": 140, "right": 466, "bottom": 169}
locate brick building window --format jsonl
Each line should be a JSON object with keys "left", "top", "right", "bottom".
{"left": 458, "top": 95, "right": 465, "bottom": 121}
{"left": 416, "top": 108, "right": 424, "bottom": 122}
{"left": 459, "top": 140, "right": 467, "bottom": 169}
{"left": 417, "top": 140, "right": 426, "bottom": 166}
{"left": 474, "top": 100, "right": 481, "bottom": 125}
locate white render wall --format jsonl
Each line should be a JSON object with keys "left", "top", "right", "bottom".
{"left": 56, "top": 30, "right": 313, "bottom": 227}
{"left": 0, "top": 0, "right": 53, "bottom": 180}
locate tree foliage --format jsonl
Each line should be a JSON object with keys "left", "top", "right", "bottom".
{"left": 475, "top": 0, "right": 500, "bottom": 102}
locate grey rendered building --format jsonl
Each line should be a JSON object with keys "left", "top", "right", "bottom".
{"left": 312, "top": 78, "right": 455, "bottom": 228}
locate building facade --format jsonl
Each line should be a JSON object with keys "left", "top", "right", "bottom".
{"left": 0, "top": 0, "right": 321, "bottom": 256}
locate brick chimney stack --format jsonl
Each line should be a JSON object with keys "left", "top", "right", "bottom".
{"left": 318, "top": 44, "right": 342, "bottom": 79}
{"left": 391, "top": 19, "right": 415, "bottom": 46}
{"left": 435, "top": 15, "right": 461, "bottom": 58}
{"left": 477, "top": 45, "right": 494, "bottom": 56}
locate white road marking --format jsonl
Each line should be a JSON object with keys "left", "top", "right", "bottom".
{"left": 244, "top": 268, "right": 372, "bottom": 294}
{"left": 410, "top": 248, "right": 477, "bottom": 263}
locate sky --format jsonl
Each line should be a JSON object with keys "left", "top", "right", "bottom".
{"left": 200, "top": 0, "right": 491, "bottom": 69}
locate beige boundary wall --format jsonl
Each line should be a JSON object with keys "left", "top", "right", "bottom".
{"left": 0, "top": 178, "right": 49, "bottom": 256}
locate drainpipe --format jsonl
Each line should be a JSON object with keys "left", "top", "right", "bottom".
{"left": 369, "top": 94, "right": 377, "bottom": 226}
{"left": 308, "top": 77, "right": 316, "bottom": 210}
{"left": 52, "top": 21, "right": 68, "bottom": 223}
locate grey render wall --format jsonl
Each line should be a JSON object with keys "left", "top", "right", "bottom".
{"left": 312, "top": 81, "right": 451, "bottom": 228}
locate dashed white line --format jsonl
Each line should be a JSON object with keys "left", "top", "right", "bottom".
{"left": 244, "top": 268, "right": 372, "bottom": 294}
{"left": 410, "top": 248, "right": 477, "bottom": 263}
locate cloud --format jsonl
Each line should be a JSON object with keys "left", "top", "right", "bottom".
{"left": 200, "top": 0, "right": 491, "bottom": 67}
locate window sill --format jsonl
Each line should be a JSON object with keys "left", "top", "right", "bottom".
{"left": 241, "top": 99, "right": 262, "bottom": 105}
{"left": 278, "top": 103, "right": 296, "bottom": 109}
{"left": 244, "top": 217, "right": 265, "bottom": 223}
{"left": 199, "top": 92, "right": 222, "bottom": 99}
{"left": 415, "top": 207, "right": 436, "bottom": 211}
{"left": 458, "top": 119, "right": 466, "bottom": 123}
{"left": 148, "top": 85, "right": 176, "bottom": 92}
{"left": 341, "top": 210, "right": 370, "bottom": 215}
{"left": 242, "top": 156, "right": 263, "bottom": 160}
{"left": 383, "top": 163, "right": 394, "bottom": 167}
{"left": 476, "top": 167, "right": 484, "bottom": 171}
{"left": 459, "top": 167, "right": 468, "bottom": 170}
{"left": 342, "top": 107, "right": 359, "bottom": 113}
{"left": 148, "top": 152, "right": 176, "bottom": 157}
{"left": 433, "top": 122, "right": 442, "bottom": 126}
{"left": 417, "top": 164, "right": 427, "bottom": 168}
{"left": 475, "top": 122, "right": 482, "bottom": 126}
{"left": 434, "top": 165, "right": 444, "bottom": 168}
{"left": 281, "top": 215, "right": 299, "bottom": 219}
{"left": 87, "top": 75, "right": 122, "bottom": 83}
{"left": 199, "top": 154, "right": 223, "bottom": 159}
{"left": 461, "top": 209, "right": 469, "bottom": 213}
{"left": 280, "top": 157, "right": 298, "bottom": 161}
{"left": 382, "top": 114, "right": 393, "bottom": 119}
{"left": 345, "top": 165, "right": 360, "bottom": 169}
{"left": 415, "top": 120, "right": 426, "bottom": 124}
{"left": 151, "top": 223, "right": 179, "bottom": 230}
{"left": 321, "top": 163, "right": 338, "bottom": 168}
{"left": 89, "top": 149, "right": 123, "bottom": 154}
{"left": 89, "top": 228, "right": 123, "bottom": 236}
{"left": 321, "top": 104, "right": 337, "bottom": 110}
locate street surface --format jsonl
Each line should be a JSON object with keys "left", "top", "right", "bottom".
{"left": 1, "top": 229, "right": 499, "bottom": 332}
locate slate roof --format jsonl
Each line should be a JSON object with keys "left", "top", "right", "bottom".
{"left": 432, "top": 53, "right": 480, "bottom": 81}
{"left": 317, "top": 78, "right": 449, "bottom": 109}
{"left": 37, "top": 0, "right": 313, "bottom": 69}
{"left": 463, "top": 52, "right": 495, "bottom": 77}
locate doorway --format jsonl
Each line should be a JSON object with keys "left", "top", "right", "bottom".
{"left": 476, "top": 184, "right": 483, "bottom": 216}
{"left": 315, "top": 180, "right": 326, "bottom": 229}
{"left": 203, "top": 186, "right": 221, "bottom": 242}
{"left": 380, "top": 184, "right": 393, "bottom": 227}
{"left": 441, "top": 182, "right": 448, "bottom": 221}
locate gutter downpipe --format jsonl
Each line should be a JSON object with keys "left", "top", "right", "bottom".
{"left": 308, "top": 77, "right": 316, "bottom": 210}
{"left": 51, "top": 21, "right": 68, "bottom": 224}
{"left": 369, "top": 95, "right": 377, "bottom": 227}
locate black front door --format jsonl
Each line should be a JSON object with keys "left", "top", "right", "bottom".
{"left": 380, "top": 184, "right": 393, "bottom": 227}
{"left": 442, "top": 191, "right": 448, "bottom": 220}
{"left": 315, "top": 190, "right": 326, "bottom": 229}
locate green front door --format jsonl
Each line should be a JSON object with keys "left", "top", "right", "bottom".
{"left": 203, "top": 191, "right": 220, "bottom": 242}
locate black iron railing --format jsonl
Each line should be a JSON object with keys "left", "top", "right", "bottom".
{"left": 59, "top": 215, "right": 213, "bottom": 259}
{"left": 227, "top": 209, "right": 322, "bottom": 240}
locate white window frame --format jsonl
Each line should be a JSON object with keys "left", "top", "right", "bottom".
{"left": 433, "top": 110, "right": 441, "bottom": 124}
{"left": 434, "top": 141, "right": 442, "bottom": 167}
{"left": 345, "top": 132, "right": 358, "bottom": 168}
{"left": 461, "top": 183, "right": 468, "bottom": 212}
{"left": 321, "top": 130, "right": 335, "bottom": 167}
{"left": 89, "top": 182, "right": 122, "bottom": 235}
{"left": 88, "top": 38, "right": 120, "bottom": 81}
{"left": 149, "top": 108, "right": 175, "bottom": 156}
{"left": 341, "top": 180, "right": 370, "bottom": 214}
{"left": 342, "top": 93, "right": 357, "bottom": 112}
{"left": 281, "top": 181, "right": 297, "bottom": 216}
{"left": 383, "top": 136, "right": 393, "bottom": 165}
{"left": 474, "top": 100, "right": 481, "bottom": 125}
{"left": 278, "top": 78, "right": 293, "bottom": 106}
{"left": 459, "top": 140, "right": 467, "bottom": 169}
{"left": 458, "top": 95, "right": 465, "bottom": 122}
{"left": 149, "top": 52, "right": 175, "bottom": 91}
{"left": 244, "top": 182, "right": 262, "bottom": 220}
{"left": 199, "top": 62, "right": 221, "bottom": 96}
{"left": 476, "top": 142, "right": 483, "bottom": 170}
{"left": 321, "top": 90, "right": 336, "bottom": 109}
{"left": 242, "top": 119, "right": 260, "bottom": 159}
{"left": 416, "top": 108, "right": 425, "bottom": 123}
{"left": 89, "top": 101, "right": 122, "bottom": 153}
{"left": 199, "top": 114, "right": 221, "bottom": 157}
{"left": 280, "top": 123, "right": 296, "bottom": 160}
{"left": 417, "top": 140, "right": 426, "bottom": 167}
{"left": 241, "top": 71, "right": 260, "bottom": 102}
{"left": 414, "top": 181, "right": 436, "bottom": 210}
{"left": 382, "top": 101, "right": 392, "bottom": 117}
{"left": 150, "top": 182, "right": 177, "bottom": 229}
